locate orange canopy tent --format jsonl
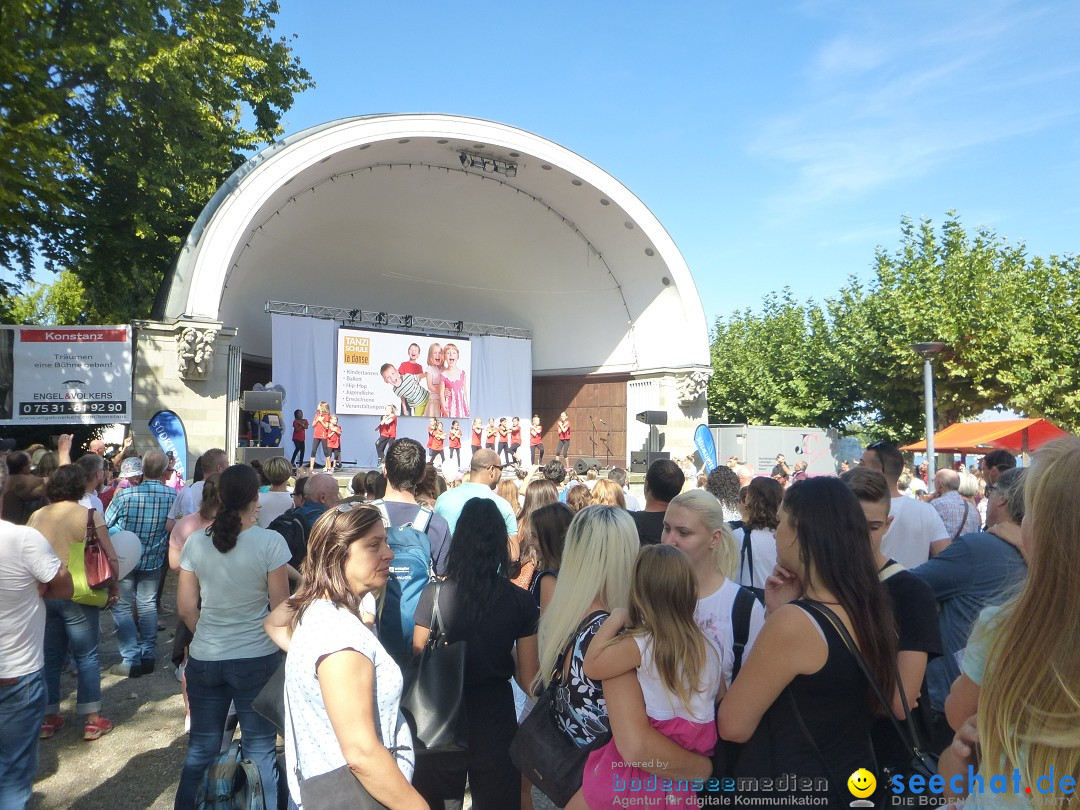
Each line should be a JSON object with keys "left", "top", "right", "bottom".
{"left": 901, "top": 418, "right": 1070, "bottom": 455}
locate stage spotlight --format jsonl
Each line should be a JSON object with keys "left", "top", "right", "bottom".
{"left": 459, "top": 153, "right": 469, "bottom": 168}
{"left": 404, "top": 315, "right": 413, "bottom": 328}
{"left": 457, "top": 150, "right": 517, "bottom": 177}
{"left": 348, "top": 309, "right": 359, "bottom": 321}
{"left": 455, "top": 321, "right": 464, "bottom": 333}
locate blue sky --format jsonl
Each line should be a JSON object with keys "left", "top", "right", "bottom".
{"left": 275, "top": 0, "right": 1079, "bottom": 325}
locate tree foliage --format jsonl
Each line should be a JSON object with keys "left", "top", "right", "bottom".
{"left": 0, "top": 270, "right": 89, "bottom": 324}
{"left": 0, "top": 0, "right": 313, "bottom": 320}
{"left": 709, "top": 214, "right": 1080, "bottom": 438}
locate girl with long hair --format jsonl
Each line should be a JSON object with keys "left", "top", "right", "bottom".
{"left": 266, "top": 504, "right": 425, "bottom": 809}
{"left": 497, "top": 418, "right": 511, "bottom": 464}
{"left": 411, "top": 499, "right": 539, "bottom": 809}
{"left": 940, "top": 437, "right": 1080, "bottom": 807}
{"left": 485, "top": 417, "right": 497, "bottom": 450}
{"left": 556, "top": 412, "right": 571, "bottom": 462}
{"left": 176, "top": 464, "right": 291, "bottom": 807}
{"left": 716, "top": 477, "right": 898, "bottom": 805}
{"left": 566, "top": 483, "right": 591, "bottom": 513}
{"left": 439, "top": 342, "right": 469, "bottom": 418}
{"left": 579, "top": 545, "right": 724, "bottom": 809}
{"left": 529, "top": 502, "right": 573, "bottom": 611}
{"left": 508, "top": 416, "right": 522, "bottom": 463}
{"left": 512, "top": 478, "right": 558, "bottom": 589}
{"left": 308, "top": 402, "right": 331, "bottom": 472}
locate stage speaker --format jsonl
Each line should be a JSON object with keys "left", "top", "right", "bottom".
{"left": 630, "top": 451, "right": 649, "bottom": 473}
{"left": 574, "top": 456, "right": 600, "bottom": 475}
{"left": 236, "top": 446, "right": 285, "bottom": 465}
{"left": 240, "top": 390, "right": 283, "bottom": 411}
{"left": 635, "top": 410, "right": 668, "bottom": 425}
{"left": 646, "top": 451, "right": 671, "bottom": 468}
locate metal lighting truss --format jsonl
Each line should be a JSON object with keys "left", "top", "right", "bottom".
{"left": 265, "top": 300, "right": 532, "bottom": 340}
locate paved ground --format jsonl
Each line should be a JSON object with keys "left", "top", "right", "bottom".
{"left": 29, "top": 571, "right": 560, "bottom": 809}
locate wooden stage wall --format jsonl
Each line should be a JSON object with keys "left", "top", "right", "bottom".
{"left": 532, "top": 374, "right": 629, "bottom": 468}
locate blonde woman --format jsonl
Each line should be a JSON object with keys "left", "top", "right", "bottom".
{"left": 589, "top": 479, "right": 626, "bottom": 509}
{"left": 534, "top": 506, "right": 638, "bottom": 752}
{"left": 940, "top": 437, "right": 1080, "bottom": 807}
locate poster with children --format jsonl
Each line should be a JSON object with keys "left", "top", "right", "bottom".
{"left": 335, "top": 327, "right": 472, "bottom": 418}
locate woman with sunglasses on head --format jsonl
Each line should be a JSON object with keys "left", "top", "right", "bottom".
{"left": 175, "top": 464, "right": 292, "bottom": 808}
{"left": 264, "top": 503, "right": 425, "bottom": 810}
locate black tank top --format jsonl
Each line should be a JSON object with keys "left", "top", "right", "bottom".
{"left": 734, "top": 599, "right": 874, "bottom": 804}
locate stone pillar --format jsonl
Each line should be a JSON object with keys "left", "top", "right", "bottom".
{"left": 628, "top": 367, "right": 710, "bottom": 464}
{"left": 130, "top": 319, "right": 238, "bottom": 475}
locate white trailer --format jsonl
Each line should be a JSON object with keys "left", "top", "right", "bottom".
{"left": 708, "top": 424, "right": 841, "bottom": 476}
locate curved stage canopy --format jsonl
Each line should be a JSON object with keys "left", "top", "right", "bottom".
{"left": 159, "top": 114, "right": 709, "bottom": 376}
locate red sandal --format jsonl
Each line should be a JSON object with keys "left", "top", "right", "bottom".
{"left": 83, "top": 716, "right": 114, "bottom": 741}
{"left": 39, "top": 714, "right": 65, "bottom": 739}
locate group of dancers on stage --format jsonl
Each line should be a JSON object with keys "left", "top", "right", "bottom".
{"left": 289, "top": 402, "right": 343, "bottom": 472}
{"left": 378, "top": 340, "right": 469, "bottom": 419}
{"left": 294, "top": 401, "right": 575, "bottom": 470}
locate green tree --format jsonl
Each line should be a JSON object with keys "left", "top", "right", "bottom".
{"left": 708, "top": 289, "right": 844, "bottom": 429}
{"left": 709, "top": 213, "right": 1080, "bottom": 438}
{"left": 1, "top": 269, "right": 89, "bottom": 324}
{"left": 0, "top": 0, "right": 313, "bottom": 320}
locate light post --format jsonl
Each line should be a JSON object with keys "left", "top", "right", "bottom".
{"left": 911, "top": 342, "right": 948, "bottom": 493}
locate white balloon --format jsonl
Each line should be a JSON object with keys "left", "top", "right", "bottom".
{"left": 109, "top": 531, "right": 142, "bottom": 579}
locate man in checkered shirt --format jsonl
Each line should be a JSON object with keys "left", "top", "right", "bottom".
{"left": 105, "top": 450, "right": 176, "bottom": 678}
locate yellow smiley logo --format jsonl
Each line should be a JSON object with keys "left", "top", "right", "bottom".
{"left": 847, "top": 768, "right": 876, "bottom": 798}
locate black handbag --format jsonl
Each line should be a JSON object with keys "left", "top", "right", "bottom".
{"left": 509, "top": 612, "right": 612, "bottom": 808}
{"left": 802, "top": 601, "right": 938, "bottom": 779}
{"left": 399, "top": 581, "right": 468, "bottom": 755}
{"left": 252, "top": 659, "right": 286, "bottom": 734}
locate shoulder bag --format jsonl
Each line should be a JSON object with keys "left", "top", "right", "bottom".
{"left": 286, "top": 668, "right": 389, "bottom": 810}
{"left": 84, "top": 508, "right": 114, "bottom": 589}
{"left": 800, "top": 601, "right": 938, "bottom": 780}
{"left": 509, "top": 611, "right": 612, "bottom": 808}
{"left": 399, "top": 581, "right": 467, "bottom": 754}
{"left": 70, "top": 509, "right": 109, "bottom": 608}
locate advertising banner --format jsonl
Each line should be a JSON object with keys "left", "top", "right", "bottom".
{"left": 693, "top": 424, "right": 718, "bottom": 473}
{"left": 0, "top": 326, "right": 132, "bottom": 425}
{"left": 336, "top": 328, "right": 472, "bottom": 418}
{"left": 148, "top": 410, "right": 189, "bottom": 481}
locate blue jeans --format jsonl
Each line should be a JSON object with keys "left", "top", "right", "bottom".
{"left": 114, "top": 566, "right": 161, "bottom": 667}
{"left": 175, "top": 652, "right": 282, "bottom": 809}
{"left": 0, "top": 670, "right": 46, "bottom": 809}
{"left": 44, "top": 600, "right": 101, "bottom": 715}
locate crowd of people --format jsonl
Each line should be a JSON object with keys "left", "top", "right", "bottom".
{"left": 1, "top": 431, "right": 1077, "bottom": 810}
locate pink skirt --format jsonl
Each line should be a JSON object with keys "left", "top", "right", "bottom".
{"left": 581, "top": 715, "right": 717, "bottom": 809}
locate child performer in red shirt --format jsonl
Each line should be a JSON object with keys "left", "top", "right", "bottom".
{"left": 448, "top": 420, "right": 463, "bottom": 468}
{"left": 376, "top": 405, "right": 397, "bottom": 463}
{"left": 291, "top": 409, "right": 309, "bottom": 467}
{"left": 530, "top": 415, "right": 544, "bottom": 464}
{"left": 427, "top": 418, "right": 445, "bottom": 464}
{"left": 325, "top": 415, "right": 342, "bottom": 473}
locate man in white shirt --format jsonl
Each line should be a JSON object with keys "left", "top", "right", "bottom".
{"left": 0, "top": 464, "right": 73, "bottom": 809}
{"left": 861, "top": 441, "right": 949, "bottom": 568}
{"left": 167, "top": 448, "right": 228, "bottom": 521}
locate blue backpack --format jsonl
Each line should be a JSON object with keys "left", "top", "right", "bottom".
{"left": 374, "top": 500, "right": 434, "bottom": 661}
{"left": 195, "top": 739, "right": 264, "bottom": 810}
